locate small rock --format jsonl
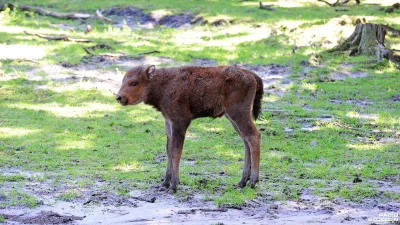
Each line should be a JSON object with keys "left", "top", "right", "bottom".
{"left": 379, "top": 138, "right": 399, "bottom": 144}
{"left": 177, "top": 209, "right": 196, "bottom": 214}
{"left": 0, "top": 194, "right": 6, "bottom": 201}
{"left": 281, "top": 156, "right": 292, "bottom": 163}
{"left": 85, "top": 25, "right": 92, "bottom": 34}
{"left": 270, "top": 204, "right": 279, "bottom": 210}
{"left": 310, "top": 140, "right": 318, "bottom": 146}
{"left": 391, "top": 94, "right": 400, "bottom": 101}
{"left": 319, "top": 114, "right": 333, "bottom": 118}
{"left": 353, "top": 176, "right": 362, "bottom": 183}
{"left": 284, "top": 127, "right": 294, "bottom": 133}
{"left": 342, "top": 215, "right": 353, "bottom": 221}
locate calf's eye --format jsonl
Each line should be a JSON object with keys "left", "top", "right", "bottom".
{"left": 130, "top": 81, "right": 138, "bottom": 87}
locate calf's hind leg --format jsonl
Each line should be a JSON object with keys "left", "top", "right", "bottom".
{"left": 226, "top": 108, "right": 261, "bottom": 188}
{"left": 162, "top": 119, "right": 172, "bottom": 188}
{"left": 226, "top": 116, "right": 251, "bottom": 188}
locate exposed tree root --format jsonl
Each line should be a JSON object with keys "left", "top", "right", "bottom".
{"left": 0, "top": 3, "right": 112, "bottom": 22}
{"left": 328, "top": 23, "right": 400, "bottom": 67}
{"left": 24, "top": 31, "right": 92, "bottom": 43}
{"left": 384, "top": 2, "right": 400, "bottom": 14}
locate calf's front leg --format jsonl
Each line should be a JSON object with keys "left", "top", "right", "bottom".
{"left": 168, "top": 120, "right": 190, "bottom": 192}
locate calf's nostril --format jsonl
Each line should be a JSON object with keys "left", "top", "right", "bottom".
{"left": 116, "top": 96, "right": 122, "bottom": 102}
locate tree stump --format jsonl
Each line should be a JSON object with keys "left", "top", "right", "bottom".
{"left": 329, "top": 23, "right": 400, "bottom": 67}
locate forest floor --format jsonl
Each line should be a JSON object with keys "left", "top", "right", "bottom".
{"left": 0, "top": 0, "right": 399, "bottom": 224}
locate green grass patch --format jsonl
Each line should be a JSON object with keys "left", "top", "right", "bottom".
{"left": 0, "top": 215, "right": 5, "bottom": 223}
{"left": 0, "top": 0, "right": 399, "bottom": 206}
{"left": 59, "top": 189, "right": 82, "bottom": 202}
{"left": 215, "top": 187, "right": 256, "bottom": 207}
{"left": 0, "top": 174, "right": 26, "bottom": 183}
{"left": 0, "top": 190, "right": 38, "bottom": 208}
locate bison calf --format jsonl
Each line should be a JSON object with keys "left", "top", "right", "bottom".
{"left": 116, "top": 65, "right": 263, "bottom": 192}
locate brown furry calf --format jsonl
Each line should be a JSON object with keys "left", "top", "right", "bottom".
{"left": 116, "top": 65, "right": 263, "bottom": 192}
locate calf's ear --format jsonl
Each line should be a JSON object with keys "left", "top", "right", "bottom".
{"left": 145, "top": 65, "right": 156, "bottom": 80}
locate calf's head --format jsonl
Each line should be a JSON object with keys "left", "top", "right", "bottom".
{"left": 116, "top": 65, "right": 155, "bottom": 106}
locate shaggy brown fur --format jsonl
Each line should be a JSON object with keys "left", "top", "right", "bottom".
{"left": 116, "top": 65, "right": 263, "bottom": 192}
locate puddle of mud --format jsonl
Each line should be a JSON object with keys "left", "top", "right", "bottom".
{"left": 282, "top": 115, "right": 335, "bottom": 132}
{"left": 1, "top": 192, "right": 398, "bottom": 225}
{"left": 330, "top": 64, "right": 368, "bottom": 81}
{"left": 190, "top": 58, "right": 218, "bottom": 67}
{"left": 240, "top": 64, "right": 292, "bottom": 96}
{"left": 331, "top": 71, "right": 368, "bottom": 81}
{"left": 15, "top": 56, "right": 178, "bottom": 94}
{"left": 13, "top": 56, "right": 291, "bottom": 99}
{"left": 1, "top": 211, "right": 84, "bottom": 225}
{"left": 1, "top": 168, "right": 400, "bottom": 225}
{"left": 330, "top": 99, "right": 373, "bottom": 107}
{"left": 102, "top": 7, "right": 202, "bottom": 29}
{"left": 391, "top": 94, "right": 400, "bottom": 102}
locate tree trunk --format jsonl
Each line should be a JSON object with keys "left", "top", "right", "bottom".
{"left": 330, "top": 23, "right": 384, "bottom": 55}
{"left": 358, "top": 23, "right": 385, "bottom": 56}
{"left": 328, "top": 23, "right": 399, "bottom": 67}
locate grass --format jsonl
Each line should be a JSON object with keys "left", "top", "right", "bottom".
{"left": 0, "top": 0, "right": 399, "bottom": 208}
{"left": 0, "top": 174, "right": 25, "bottom": 182}
{"left": 0, "top": 189, "right": 38, "bottom": 208}
{"left": 59, "top": 189, "right": 82, "bottom": 202}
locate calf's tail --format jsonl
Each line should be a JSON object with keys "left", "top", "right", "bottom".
{"left": 252, "top": 74, "right": 264, "bottom": 120}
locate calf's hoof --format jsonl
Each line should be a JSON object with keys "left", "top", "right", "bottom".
{"left": 169, "top": 186, "right": 177, "bottom": 193}
{"left": 162, "top": 181, "right": 170, "bottom": 188}
{"left": 158, "top": 185, "right": 168, "bottom": 191}
{"left": 236, "top": 180, "right": 248, "bottom": 188}
{"left": 248, "top": 178, "right": 259, "bottom": 189}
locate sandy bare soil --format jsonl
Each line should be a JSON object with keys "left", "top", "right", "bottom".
{"left": 1, "top": 186, "right": 399, "bottom": 225}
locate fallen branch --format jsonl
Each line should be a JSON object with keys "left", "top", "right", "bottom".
{"left": 18, "top": 59, "right": 40, "bottom": 64}
{"left": 82, "top": 47, "right": 160, "bottom": 58}
{"left": 318, "top": 0, "right": 338, "bottom": 6}
{"left": 176, "top": 208, "right": 228, "bottom": 214}
{"left": 24, "top": 31, "right": 92, "bottom": 42}
{"left": 133, "top": 196, "right": 156, "bottom": 203}
{"left": 82, "top": 47, "right": 94, "bottom": 55}
{"left": 317, "top": 0, "right": 359, "bottom": 7}
{"left": 82, "top": 47, "right": 125, "bottom": 57}
{"left": 0, "top": 3, "right": 112, "bottom": 22}
{"left": 199, "top": 208, "right": 228, "bottom": 212}
{"left": 135, "top": 50, "right": 160, "bottom": 56}
{"left": 259, "top": 2, "right": 275, "bottom": 11}
{"left": 382, "top": 24, "right": 400, "bottom": 37}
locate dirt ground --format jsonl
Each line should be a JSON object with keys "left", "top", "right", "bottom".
{"left": 2, "top": 191, "right": 398, "bottom": 225}
{"left": 1, "top": 173, "right": 399, "bottom": 225}
{"left": 1, "top": 56, "right": 399, "bottom": 225}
